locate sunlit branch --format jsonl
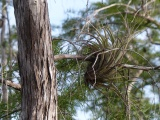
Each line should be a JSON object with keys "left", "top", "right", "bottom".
{"left": 54, "top": 54, "right": 160, "bottom": 70}
{"left": 122, "top": 64, "right": 160, "bottom": 70}
{"left": 125, "top": 11, "right": 160, "bottom": 28}
{"left": 54, "top": 54, "right": 86, "bottom": 61}
{"left": 0, "top": 79, "right": 21, "bottom": 91}
{"left": 92, "top": 3, "right": 136, "bottom": 17}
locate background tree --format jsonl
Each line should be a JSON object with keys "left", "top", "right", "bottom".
{"left": 0, "top": 0, "right": 20, "bottom": 119}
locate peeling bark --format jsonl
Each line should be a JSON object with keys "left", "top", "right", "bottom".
{"left": 13, "top": 0, "right": 57, "bottom": 119}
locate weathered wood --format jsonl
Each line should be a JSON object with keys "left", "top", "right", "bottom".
{"left": 13, "top": 0, "right": 57, "bottom": 119}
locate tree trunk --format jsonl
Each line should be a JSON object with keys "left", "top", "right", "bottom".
{"left": 13, "top": 0, "right": 57, "bottom": 119}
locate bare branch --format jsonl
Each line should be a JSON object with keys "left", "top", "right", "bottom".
{"left": 54, "top": 54, "right": 86, "bottom": 61}
{"left": 125, "top": 11, "right": 160, "bottom": 28}
{"left": 122, "top": 64, "right": 160, "bottom": 70}
{"left": 0, "top": 79, "right": 21, "bottom": 91}
{"left": 54, "top": 54, "right": 160, "bottom": 71}
{"left": 92, "top": 3, "right": 136, "bottom": 17}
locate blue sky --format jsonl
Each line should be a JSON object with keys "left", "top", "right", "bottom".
{"left": 48, "top": 0, "right": 99, "bottom": 25}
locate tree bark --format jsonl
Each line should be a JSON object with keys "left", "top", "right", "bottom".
{"left": 1, "top": 0, "right": 8, "bottom": 104}
{"left": 13, "top": 0, "right": 57, "bottom": 119}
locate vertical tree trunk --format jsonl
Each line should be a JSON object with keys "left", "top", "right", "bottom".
{"left": 1, "top": 0, "right": 8, "bottom": 104}
{"left": 13, "top": 0, "right": 57, "bottom": 119}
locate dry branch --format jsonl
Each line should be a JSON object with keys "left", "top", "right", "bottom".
{"left": 0, "top": 79, "right": 21, "bottom": 91}
{"left": 54, "top": 54, "right": 85, "bottom": 61}
{"left": 92, "top": 3, "right": 136, "bottom": 16}
{"left": 122, "top": 64, "right": 160, "bottom": 70}
{"left": 54, "top": 54, "right": 160, "bottom": 71}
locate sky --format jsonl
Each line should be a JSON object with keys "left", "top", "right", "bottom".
{"left": 48, "top": 0, "right": 99, "bottom": 25}
{"left": 47, "top": 0, "right": 102, "bottom": 37}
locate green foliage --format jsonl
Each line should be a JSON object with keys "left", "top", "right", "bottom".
{"left": 0, "top": 20, "right": 20, "bottom": 119}
{"left": 55, "top": 0, "right": 160, "bottom": 119}
{"left": 0, "top": 90, "right": 21, "bottom": 119}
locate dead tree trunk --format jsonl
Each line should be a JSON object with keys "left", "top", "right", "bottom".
{"left": 13, "top": 0, "right": 57, "bottom": 119}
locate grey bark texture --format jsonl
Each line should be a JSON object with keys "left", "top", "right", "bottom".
{"left": 13, "top": 0, "right": 57, "bottom": 119}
